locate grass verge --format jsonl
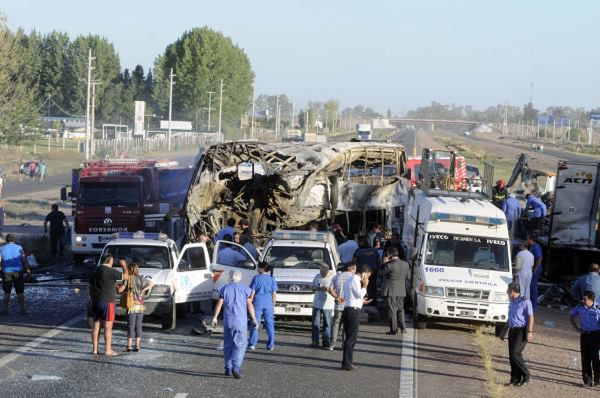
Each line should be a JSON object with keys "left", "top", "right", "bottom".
{"left": 475, "top": 327, "right": 504, "bottom": 398}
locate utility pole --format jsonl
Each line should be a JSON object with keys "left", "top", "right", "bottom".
{"left": 291, "top": 99, "right": 294, "bottom": 129}
{"left": 503, "top": 103, "right": 508, "bottom": 136}
{"left": 206, "top": 91, "right": 215, "bottom": 132}
{"left": 251, "top": 87, "right": 256, "bottom": 140}
{"left": 167, "top": 68, "right": 176, "bottom": 151}
{"left": 90, "top": 81, "right": 102, "bottom": 157}
{"left": 218, "top": 79, "right": 224, "bottom": 137}
{"left": 275, "top": 95, "right": 280, "bottom": 138}
{"left": 305, "top": 108, "right": 309, "bottom": 135}
{"left": 84, "top": 49, "right": 95, "bottom": 160}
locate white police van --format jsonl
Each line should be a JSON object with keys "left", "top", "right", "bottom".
{"left": 210, "top": 230, "right": 341, "bottom": 318}
{"left": 98, "top": 231, "right": 213, "bottom": 330}
{"left": 403, "top": 190, "right": 513, "bottom": 334}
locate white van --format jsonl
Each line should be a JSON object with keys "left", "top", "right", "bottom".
{"left": 211, "top": 230, "right": 340, "bottom": 318}
{"left": 403, "top": 190, "right": 512, "bottom": 334}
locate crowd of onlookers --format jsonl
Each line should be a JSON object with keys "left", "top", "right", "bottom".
{"left": 18, "top": 159, "right": 47, "bottom": 182}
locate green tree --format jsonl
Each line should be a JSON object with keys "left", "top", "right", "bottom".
{"left": 153, "top": 27, "right": 254, "bottom": 128}
{"left": 0, "top": 17, "right": 39, "bottom": 143}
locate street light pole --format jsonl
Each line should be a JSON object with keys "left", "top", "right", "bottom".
{"left": 251, "top": 87, "right": 256, "bottom": 140}
{"left": 218, "top": 79, "right": 224, "bottom": 137}
{"left": 206, "top": 91, "right": 215, "bottom": 132}
{"left": 84, "top": 48, "right": 95, "bottom": 160}
{"left": 90, "top": 81, "right": 101, "bottom": 157}
{"left": 168, "top": 68, "right": 175, "bottom": 151}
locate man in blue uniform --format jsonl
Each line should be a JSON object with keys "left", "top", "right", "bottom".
{"left": 0, "top": 234, "right": 31, "bottom": 315}
{"left": 502, "top": 193, "right": 521, "bottom": 232}
{"left": 525, "top": 194, "right": 546, "bottom": 232}
{"left": 499, "top": 283, "right": 534, "bottom": 387}
{"left": 212, "top": 270, "right": 258, "bottom": 379}
{"left": 569, "top": 290, "right": 600, "bottom": 387}
{"left": 248, "top": 261, "right": 277, "bottom": 350}
{"left": 215, "top": 218, "right": 236, "bottom": 242}
{"left": 528, "top": 234, "right": 543, "bottom": 311}
{"left": 217, "top": 235, "right": 247, "bottom": 266}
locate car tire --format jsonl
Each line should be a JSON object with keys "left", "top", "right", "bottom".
{"left": 161, "top": 300, "right": 176, "bottom": 330}
{"left": 495, "top": 322, "right": 506, "bottom": 337}
{"left": 412, "top": 294, "right": 427, "bottom": 330}
{"left": 73, "top": 254, "right": 85, "bottom": 266}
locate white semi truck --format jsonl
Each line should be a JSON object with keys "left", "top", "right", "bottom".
{"left": 356, "top": 123, "right": 372, "bottom": 141}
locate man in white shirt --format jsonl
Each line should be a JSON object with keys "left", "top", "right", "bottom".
{"left": 514, "top": 243, "right": 534, "bottom": 299}
{"left": 341, "top": 264, "right": 372, "bottom": 371}
{"left": 338, "top": 234, "right": 359, "bottom": 265}
{"left": 311, "top": 263, "right": 335, "bottom": 349}
{"left": 330, "top": 263, "right": 357, "bottom": 350}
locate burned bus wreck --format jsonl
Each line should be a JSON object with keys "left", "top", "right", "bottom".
{"left": 183, "top": 141, "right": 408, "bottom": 241}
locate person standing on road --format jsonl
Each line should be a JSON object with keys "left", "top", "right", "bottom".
{"left": 499, "top": 283, "right": 534, "bottom": 387}
{"left": 215, "top": 218, "right": 236, "bottom": 242}
{"left": 571, "top": 263, "right": 600, "bottom": 302}
{"left": 353, "top": 236, "right": 380, "bottom": 300}
{"left": 338, "top": 233, "right": 358, "bottom": 266}
{"left": 248, "top": 261, "right": 277, "bottom": 351}
{"left": 44, "top": 204, "right": 69, "bottom": 259}
{"left": 514, "top": 243, "right": 534, "bottom": 300}
{"left": 569, "top": 290, "right": 600, "bottom": 387}
{"left": 502, "top": 193, "right": 522, "bottom": 232}
{"left": 0, "top": 234, "right": 31, "bottom": 315}
{"left": 341, "top": 264, "right": 372, "bottom": 371}
{"left": 311, "top": 262, "right": 335, "bottom": 349}
{"left": 212, "top": 270, "right": 258, "bottom": 379}
{"left": 528, "top": 234, "right": 543, "bottom": 311}
{"left": 125, "top": 262, "right": 153, "bottom": 352}
{"left": 28, "top": 160, "right": 37, "bottom": 181}
{"left": 330, "top": 262, "right": 356, "bottom": 350}
{"left": 38, "top": 160, "right": 47, "bottom": 182}
{"left": 89, "top": 255, "right": 129, "bottom": 356}
{"left": 381, "top": 247, "right": 410, "bottom": 335}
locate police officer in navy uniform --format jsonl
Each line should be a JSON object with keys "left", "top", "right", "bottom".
{"left": 499, "top": 283, "right": 534, "bottom": 387}
{"left": 569, "top": 290, "right": 600, "bottom": 387}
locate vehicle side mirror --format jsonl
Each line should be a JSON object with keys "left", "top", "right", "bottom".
{"left": 240, "top": 260, "right": 255, "bottom": 270}
{"left": 60, "top": 187, "right": 67, "bottom": 201}
{"left": 403, "top": 168, "right": 412, "bottom": 179}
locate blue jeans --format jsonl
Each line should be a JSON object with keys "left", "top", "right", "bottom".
{"left": 312, "top": 308, "right": 333, "bottom": 346}
{"left": 223, "top": 326, "right": 247, "bottom": 372}
{"left": 530, "top": 266, "right": 543, "bottom": 311}
{"left": 249, "top": 299, "right": 275, "bottom": 348}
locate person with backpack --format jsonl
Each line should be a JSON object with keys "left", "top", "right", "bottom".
{"left": 124, "top": 262, "right": 153, "bottom": 352}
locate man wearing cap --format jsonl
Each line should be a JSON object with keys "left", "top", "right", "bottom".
{"left": 492, "top": 179, "right": 508, "bottom": 209}
{"left": 239, "top": 219, "right": 253, "bottom": 244}
{"left": 569, "top": 290, "right": 600, "bottom": 387}
{"left": 212, "top": 270, "right": 258, "bottom": 379}
{"left": 498, "top": 283, "right": 534, "bottom": 387}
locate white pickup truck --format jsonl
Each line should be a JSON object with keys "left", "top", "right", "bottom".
{"left": 96, "top": 230, "right": 340, "bottom": 330}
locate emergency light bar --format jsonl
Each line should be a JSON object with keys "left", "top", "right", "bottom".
{"left": 112, "top": 231, "right": 168, "bottom": 241}
{"left": 271, "top": 230, "right": 329, "bottom": 243}
{"left": 430, "top": 212, "right": 505, "bottom": 226}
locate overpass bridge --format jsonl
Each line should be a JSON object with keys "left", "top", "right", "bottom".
{"left": 389, "top": 118, "right": 479, "bottom": 131}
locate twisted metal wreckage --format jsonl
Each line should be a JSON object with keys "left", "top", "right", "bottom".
{"left": 183, "top": 141, "right": 408, "bottom": 241}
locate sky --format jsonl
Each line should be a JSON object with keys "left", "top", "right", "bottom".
{"left": 2, "top": 0, "right": 599, "bottom": 114}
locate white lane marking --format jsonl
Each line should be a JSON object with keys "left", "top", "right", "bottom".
{"left": 0, "top": 314, "right": 84, "bottom": 369}
{"left": 29, "top": 375, "right": 62, "bottom": 381}
{"left": 173, "top": 394, "right": 188, "bottom": 398}
{"left": 399, "top": 323, "right": 417, "bottom": 398}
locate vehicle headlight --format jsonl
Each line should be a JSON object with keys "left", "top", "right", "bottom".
{"left": 492, "top": 292, "right": 509, "bottom": 302}
{"left": 75, "top": 236, "right": 86, "bottom": 242}
{"left": 151, "top": 285, "right": 171, "bottom": 296}
{"left": 424, "top": 285, "right": 445, "bottom": 297}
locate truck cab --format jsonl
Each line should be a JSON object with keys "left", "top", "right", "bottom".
{"left": 98, "top": 231, "right": 212, "bottom": 330}
{"left": 403, "top": 191, "right": 512, "bottom": 333}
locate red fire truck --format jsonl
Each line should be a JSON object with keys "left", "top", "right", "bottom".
{"left": 61, "top": 159, "right": 193, "bottom": 264}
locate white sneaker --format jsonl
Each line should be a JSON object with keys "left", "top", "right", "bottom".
{"left": 248, "top": 345, "right": 256, "bottom": 351}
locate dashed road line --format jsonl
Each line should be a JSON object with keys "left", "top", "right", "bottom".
{"left": 173, "top": 394, "right": 188, "bottom": 398}
{"left": 0, "top": 314, "right": 84, "bottom": 369}
{"left": 399, "top": 322, "right": 417, "bottom": 398}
